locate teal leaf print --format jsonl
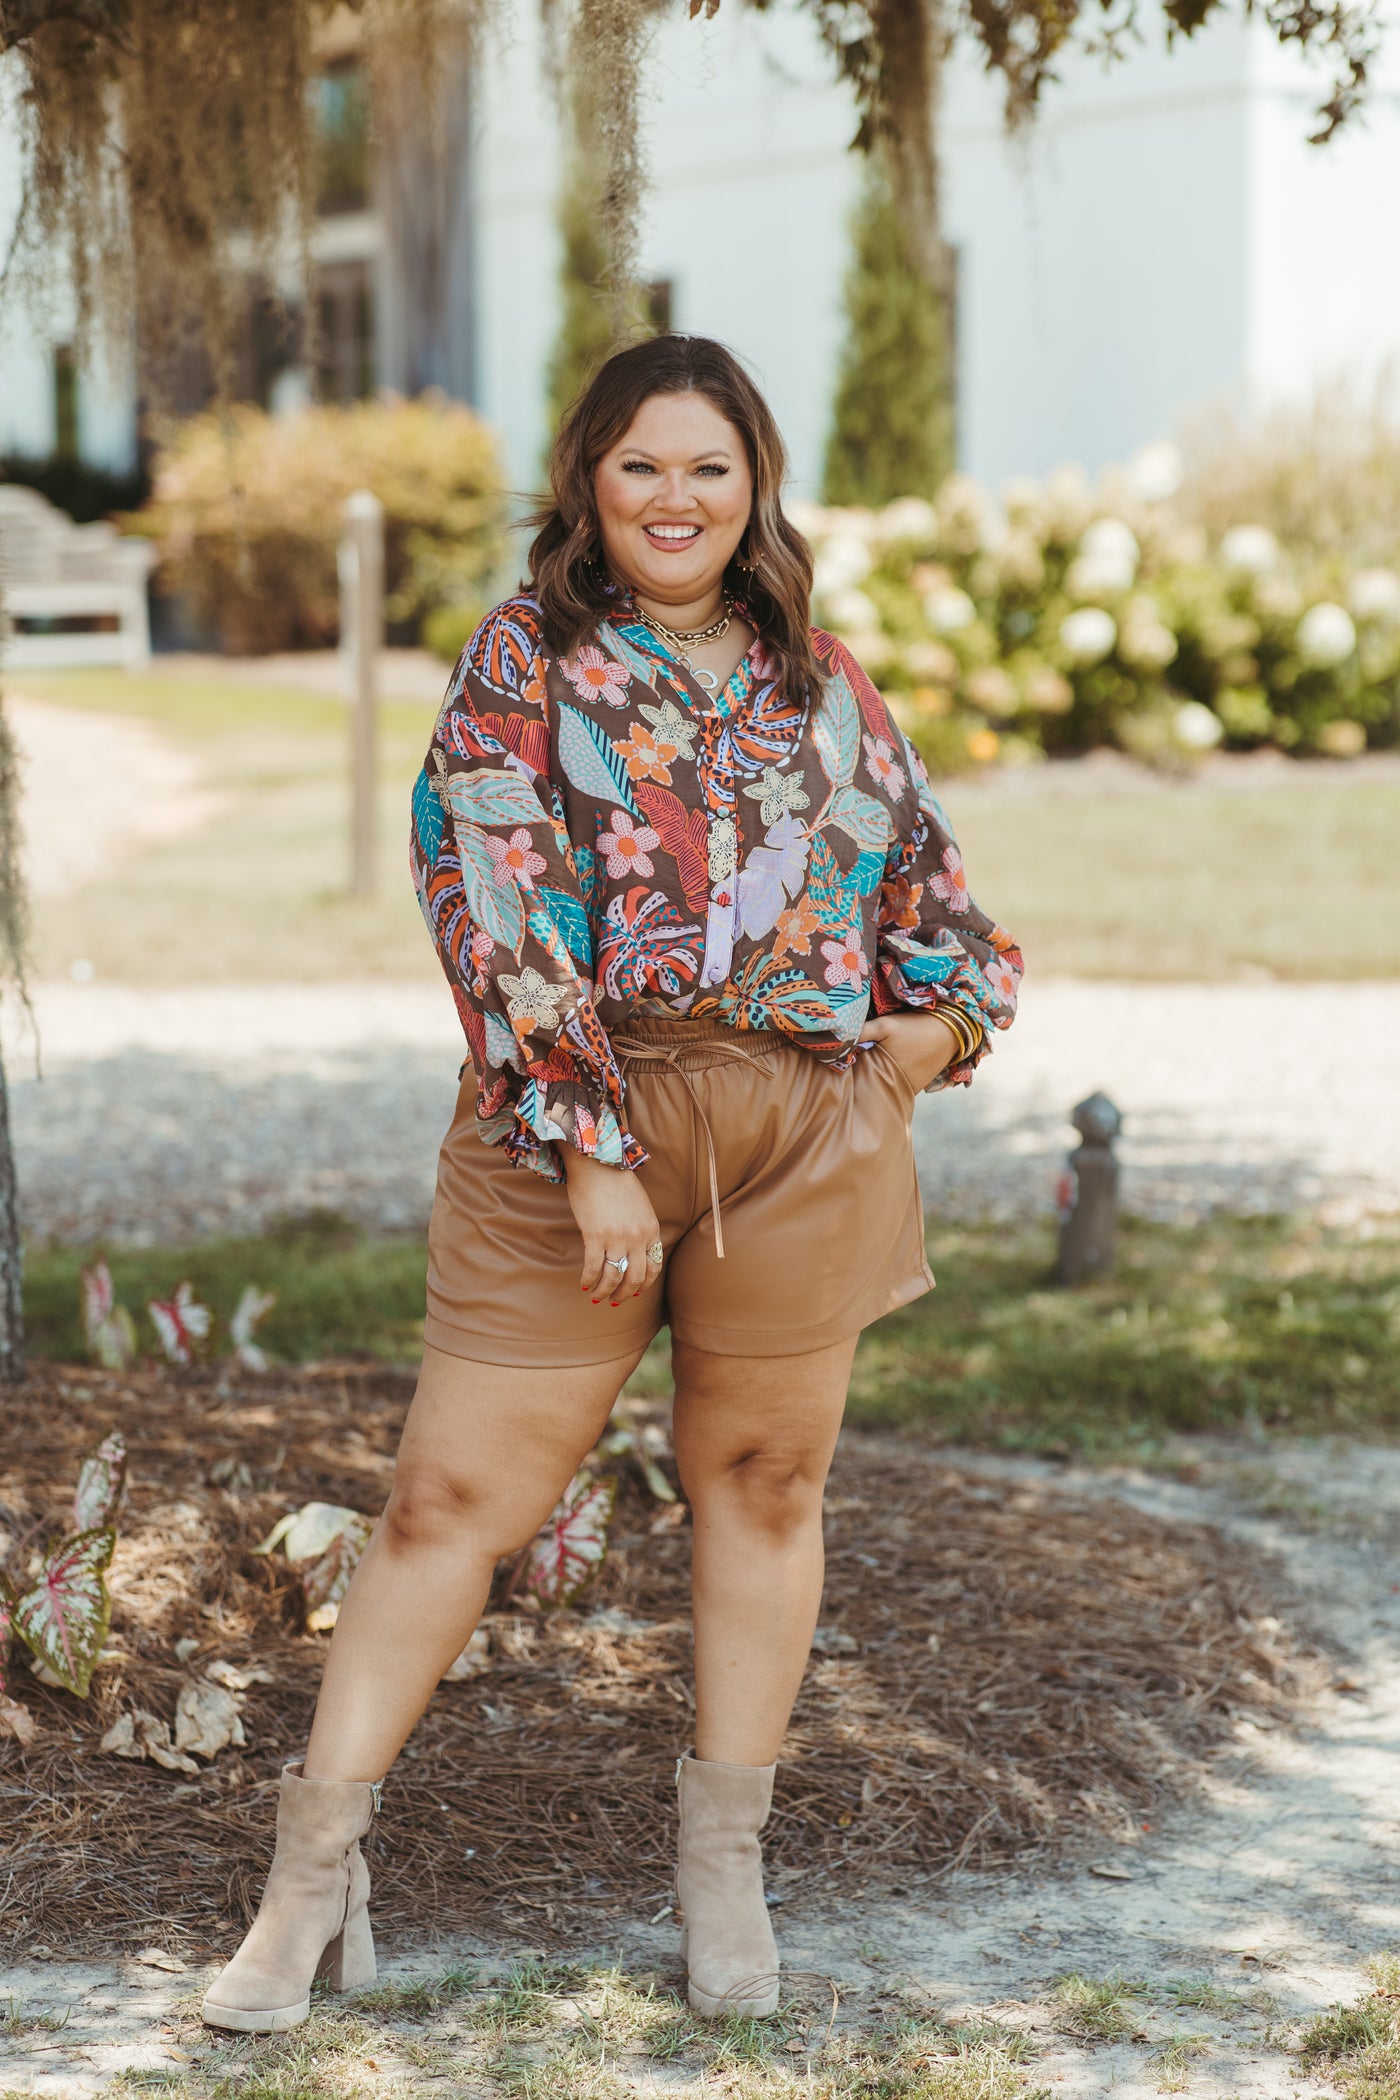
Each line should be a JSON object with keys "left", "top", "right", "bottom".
{"left": 812, "top": 669, "right": 860, "bottom": 788}
{"left": 412, "top": 765, "right": 445, "bottom": 865}
{"left": 556, "top": 704, "right": 643, "bottom": 816}
{"left": 484, "top": 1007, "right": 526, "bottom": 1073}
{"left": 850, "top": 849, "right": 886, "bottom": 896}
{"left": 454, "top": 815, "right": 526, "bottom": 955}
{"left": 828, "top": 785, "right": 893, "bottom": 852}
{"left": 574, "top": 842, "right": 602, "bottom": 915}
{"left": 533, "top": 888, "right": 594, "bottom": 969}
{"left": 443, "top": 766, "right": 546, "bottom": 831}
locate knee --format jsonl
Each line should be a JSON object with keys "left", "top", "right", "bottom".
{"left": 379, "top": 1469, "right": 488, "bottom": 1558}
{"left": 705, "top": 1447, "right": 824, "bottom": 1545}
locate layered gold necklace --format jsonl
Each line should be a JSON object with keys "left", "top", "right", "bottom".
{"left": 632, "top": 594, "right": 734, "bottom": 694}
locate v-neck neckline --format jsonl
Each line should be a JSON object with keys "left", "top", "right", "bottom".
{"left": 610, "top": 612, "right": 760, "bottom": 720}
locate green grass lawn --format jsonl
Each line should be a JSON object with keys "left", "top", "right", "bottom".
{"left": 12, "top": 666, "right": 1400, "bottom": 982}
{"left": 29, "top": 1212, "right": 1400, "bottom": 1455}
{"left": 952, "top": 774, "right": 1400, "bottom": 980}
{"left": 13, "top": 667, "right": 442, "bottom": 984}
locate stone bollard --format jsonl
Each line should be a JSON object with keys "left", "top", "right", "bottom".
{"left": 1055, "top": 1091, "right": 1123, "bottom": 1285}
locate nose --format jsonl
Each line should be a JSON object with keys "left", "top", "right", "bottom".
{"left": 651, "top": 469, "right": 699, "bottom": 510}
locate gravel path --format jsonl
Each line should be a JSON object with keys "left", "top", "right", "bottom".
{"left": 6, "top": 976, "right": 1397, "bottom": 1247}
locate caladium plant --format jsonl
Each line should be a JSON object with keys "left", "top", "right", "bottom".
{"left": 519, "top": 1470, "right": 617, "bottom": 1609}
{"left": 256, "top": 1501, "right": 373, "bottom": 1632}
{"left": 81, "top": 1260, "right": 137, "bottom": 1371}
{"left": 148, "top": 1282, "right": 213, "bottom": 1366}
{"left": 230, "top": 1285, "right": 277, "bottom": 1373}
{"left": 73, "top": 1431, "right": 127, "bottom": 1532}
{"left": 13, "top": 1526, "right": 116, "bottom": 1698}
{"left": 0, "top": 1432, "right": 128, "bottom": 1708}
{"left": 599, "top": 1417, "right": 678, "bottom": 1503}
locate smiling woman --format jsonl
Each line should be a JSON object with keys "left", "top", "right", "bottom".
{"left": 200, "top": 336, "right": 1023, "bottom": 2041}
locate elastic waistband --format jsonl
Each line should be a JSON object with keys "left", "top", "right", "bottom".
{"left": 611, "top": 1018, "right": 788, "bottom": 1066}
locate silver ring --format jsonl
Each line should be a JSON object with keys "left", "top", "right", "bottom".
{"left": 604, "top": 1254, "right": 629, "bottom": 1276}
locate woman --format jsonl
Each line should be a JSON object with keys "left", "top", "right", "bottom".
{"left": 202, "top": 334, "right": 1021, "bottom": 2034}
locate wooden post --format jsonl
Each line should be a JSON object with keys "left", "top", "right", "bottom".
{"left": 1056, "top": 1091, "right": 1123, "bottom": 1285}
{"left": 340, "top": 490, "right": 383, "bottom": 899}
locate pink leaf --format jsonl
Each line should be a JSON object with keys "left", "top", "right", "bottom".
{"left": 14, "top": 1527, "right": 115, "bottom": 1698}
{"left": 73, "top": 1431, "right": 128, "bottom": 1533}
{"left": 148, "top": 1282, "right": 213, "bottom": 1365}
{"left": 81, "top": 1260, "right": 115, "bottom": 1336}
{"left": 520, "top": 1471, "right": 616, "bottom": 1609}
{"left": 300, "top": 1517, "right": 373, "bottom": 1632}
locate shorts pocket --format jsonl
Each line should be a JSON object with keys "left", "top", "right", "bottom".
{"left": 873, "top": 1041, "right": 919, "bottom": 1113}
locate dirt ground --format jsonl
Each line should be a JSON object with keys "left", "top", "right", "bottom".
{"left": 3, "top": 1424, "right": 1398, "bottom": 2097}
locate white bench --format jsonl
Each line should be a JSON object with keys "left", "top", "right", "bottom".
{"left": 0, "top": 484, "right": 155, "bottom": 670}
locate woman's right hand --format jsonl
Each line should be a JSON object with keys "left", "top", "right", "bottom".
{"left": 561, "top": 1150, "right": 663, "bottom": 1306}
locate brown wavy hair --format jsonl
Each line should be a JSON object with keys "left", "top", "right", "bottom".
{"left": 526, "top": 335, "right": 820, "bottom": 707}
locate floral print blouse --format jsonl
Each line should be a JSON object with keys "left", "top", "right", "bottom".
{"left": 411, "top": 593, "right": 1022, "bottom": 1181}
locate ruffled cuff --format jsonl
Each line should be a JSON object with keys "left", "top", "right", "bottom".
{"left": 877, "top": 935, "right": 998, "bottom": 1091}
{"left": 473, "top": 1037, "right": 648, "bottom": 1181}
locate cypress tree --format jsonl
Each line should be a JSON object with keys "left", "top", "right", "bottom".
{"left": 822, "top": 155, "right": 954, "bottom": 507}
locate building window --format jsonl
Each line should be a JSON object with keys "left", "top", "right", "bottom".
{"left": 52, "top": 345, "right": 79, "bottom": 460}
{"left": 317, "top": 59, "right": 371, "bottom": 216}
{"left": 317, "top": 260, "right": 376, "bottom": 402}
{"left": 644, "top": 280, "right": 674, "bottom": 335}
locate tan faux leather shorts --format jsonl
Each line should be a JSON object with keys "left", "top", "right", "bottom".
{"left": 424, "top": 1017, "right": 934, "bottom": 1367}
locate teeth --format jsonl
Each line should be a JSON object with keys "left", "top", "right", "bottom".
{"left": 648, "top": 525, "right": 700, "bottom": 539}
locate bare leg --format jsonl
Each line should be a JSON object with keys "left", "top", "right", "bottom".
{"left": 303, "top": 1341, "right": 644, "bottom": 1782}
{"left": 671, "top": 1336, "right": 856, "bottom": 1766}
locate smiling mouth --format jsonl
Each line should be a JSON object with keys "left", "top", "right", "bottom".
{"left": 644, "top": 523, "right": 702, "bottom": 548}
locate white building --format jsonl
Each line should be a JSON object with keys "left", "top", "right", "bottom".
{"left": 2, "top": 0, "right": 1398, "bottom": 501}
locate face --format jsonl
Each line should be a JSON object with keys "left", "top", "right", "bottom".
{"left": 593, "top": 390, "right": 754, "bottom": 610}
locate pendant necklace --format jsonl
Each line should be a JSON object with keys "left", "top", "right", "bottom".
{"left": 632, "top": 594, "right": 733, "bottom": 694}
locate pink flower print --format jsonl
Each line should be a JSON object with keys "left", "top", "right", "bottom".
{"left": 862, "top": 733, "right": 907, "bottom": 796}
{"left": 486, "top": 827, "right": 548, "bottom": 889}
{"left": 468, "top": 925, "right": 497, "bottom": 991}
{"left": 929, "top": 844, "right": 970, "bottom": 914}
{"left": 600, "top": 811, "right": 661, "bottom": 880}
{"left": 820, "top": 935, "right": 868, "bottom": 991}
{"left": 985, "top": 951, "right": 1020, "bottom": 1007}
{"left": 562, "top": 645, "right": 631, "bottom": 708}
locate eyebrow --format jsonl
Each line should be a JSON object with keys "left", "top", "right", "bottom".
{"left": 619, "top": 446, "right": 733, "bottom": 463}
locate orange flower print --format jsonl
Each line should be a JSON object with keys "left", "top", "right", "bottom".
{"left": 862, "top": 733, "right": 907, "bottom": 796}
{"left": 486, "top": 826, "right": 548, "bottom": 888}
{"left": 820, "top": 934, "right": 868, "bottom": 991}
{"left": 600, "top": 811, "right": 661, "bottom": 879}
{"left": 880, "top": 872, "right": 924, "bottom": 932}
{"left": 773, "top": 895, "right": 820, "bottom": 961}
{"left": 929, "top": 843, "right": 970, "bottom": 913}
{"left": 562, "top": 645, "right": 630, "bottom": 708}
{"left": 618, "top": 723, "right": 676, "bottom": 783}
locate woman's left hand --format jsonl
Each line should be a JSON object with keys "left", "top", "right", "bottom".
{"left": 862, "top": 1009, "right": 962, "bottom": 1094}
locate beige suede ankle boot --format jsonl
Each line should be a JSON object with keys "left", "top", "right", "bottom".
{"left": 675, "top": 1751, "right": 780, "bottom": 2018}
{"left": 202, "top": 1760, "right": 379, "bottom": 2033}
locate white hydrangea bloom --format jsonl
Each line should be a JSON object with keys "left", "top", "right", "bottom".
{"left": 924, "top": 585, "right": 978, "bottom": 633}
{"left": 1220, "top": 524, "right": 1280, "bottom": 574}
{"left": 823, "top": 587, "right": 880, "bottom": 632}
{"left": 1296, "top": 601, "right": 1357, "bottom": 666}
{"left": 1125, "top": 440, "right": 1183, "bottom": 503}
{"left": 1059, "top": 606, "right": 1118, "bottom": 664}
{"left": 1173, "top": 701, "right": 1224, "bottom": 751}
{"left": 1348, "top": 568, "right": 1400, "bottom": 621}
{"left": 879, "top": 497, "right": 939, "bottom": 543}
{"left": 812, "top": 534, "right": 875, "bottom": 593}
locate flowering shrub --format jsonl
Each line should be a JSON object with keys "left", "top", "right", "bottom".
{"left": 134, "top": 394, "right": 505, "bottom": 654}
{"left": 792, "top": 464, "right": 1400, "bottom": 771}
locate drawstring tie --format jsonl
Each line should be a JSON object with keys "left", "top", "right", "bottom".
{"left": 611, "top": 1036, "right": 774, "bottom": 1259}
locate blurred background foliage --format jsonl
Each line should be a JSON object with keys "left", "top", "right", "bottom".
{"left": 130, "top": 394, "right": 504, "bottom": 655}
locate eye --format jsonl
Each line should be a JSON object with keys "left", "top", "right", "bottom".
{"left": 696, "top": 463, "right": 729, "bottom": 478}
{"left": 621, "top": 459, "right": 656, "bottom": 475}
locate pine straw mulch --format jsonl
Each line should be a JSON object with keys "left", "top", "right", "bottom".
{"left": 0, "top": 1362, "right": 1326, "bottom": 1963}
